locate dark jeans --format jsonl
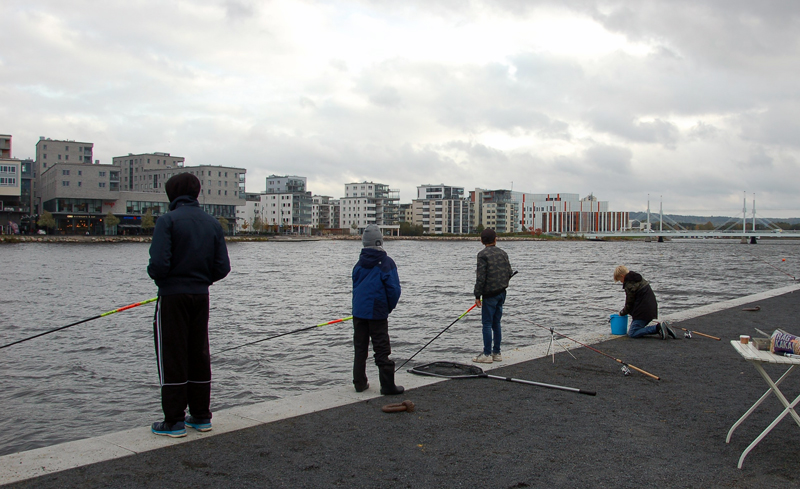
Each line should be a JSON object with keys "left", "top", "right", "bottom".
{"left": 153, "top": 294, "right": 212, "bottom": 424}
{"left": 481, "top": 291, "right": 506, "bottom": 355}
{"left": 353, "top": 317, "right": 395, "bottom": 389}
{"left": 628, "top": 319, "right": 658, "bottom": 338}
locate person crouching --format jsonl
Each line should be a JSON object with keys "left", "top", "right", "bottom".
{"left": 613, "top": 265, "right": 675, "bottom": 340}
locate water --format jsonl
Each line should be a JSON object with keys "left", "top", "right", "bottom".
{"left": 1, "top": 238, "right": 798, "bottom": 455}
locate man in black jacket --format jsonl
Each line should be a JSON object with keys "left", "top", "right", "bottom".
{"left": 473, "top": 228, "right": 514, "bottom": 363}
{"left": 147, "top": 173, "right": 230, "bottom": 437}
{"left": 614, "top": 265, "right": 675, "bottom": 340}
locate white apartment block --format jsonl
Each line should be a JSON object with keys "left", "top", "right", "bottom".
{"left": 311, "top": 195, "right": 338, "bottom": 230}
{"left": 412, "top": 184, "right": 472, "bottom": 234}
{"left": 236, "top": 175, "right": 312, "bottom": 234}
{"left": 340, "top": 181, "right": 400, "bottom": 235}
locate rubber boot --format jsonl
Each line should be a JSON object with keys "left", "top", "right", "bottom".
{"left": 379, "top": 365, "right": 404, "bottom": 395}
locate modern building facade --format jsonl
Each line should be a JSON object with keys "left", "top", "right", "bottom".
{"left": 340, "top": 181, "right": 400, "bottom": 235}
{"left": 0, "top": 134, "right": 11, "bottom": 159}
{"left": 471, "top": 189, "right": 518, "bottom": 234}
{"left": 311, "top": 195, "right": 339, "bottom": 230}
{"left": 515, "top": 192, "right": 629, "bottom": 234}
{"left": 412, "top": 184, "right": 473, "bottom": 234}
{"left": 0, "top": 134, "right": 23, "bottom": 234}
{"left": 31, "top": 140, "right": 247, "bottom": 234}
{"left": 34, "top": 137, "right": 94, "bottom": 215}
{"left": 236, "top": 175, "right": 312, "bottom": 234}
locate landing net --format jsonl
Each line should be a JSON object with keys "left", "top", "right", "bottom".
{"left": 408, "top": 361, "right": 485, "bottom": 378}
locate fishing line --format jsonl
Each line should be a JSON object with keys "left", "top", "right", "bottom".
{"left": 394, "top": 270, "right": 518, "bottom": 372}
{"left": 0, "top": 298, "right": 157, "bottom": 350}
{"left": 519, "top": 317, "right": 660, "bottom": 380}
{"left": 394, "top": 304, "right": 477, "bottom": 372}
{"left": 215, "top": 316, "right": 353, "bottom": 355}
{"left": 741, "top": 247, "right": 797, "bottom": 281}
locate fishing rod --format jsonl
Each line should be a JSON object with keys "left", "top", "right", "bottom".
{"left": 394, "top": 271, "right": 519, "bottom": 372}
{"left": 215, "top": 316, "right": 353, "bottom": 355}
{"left": 520, "top": 318, "right": 660, "bottom": 380}
{"left": 598, "top": 306, "right": 719, "bottom": 340}
{"left": 394, "top": 304, "right": 477, "bottom": 372}
{"left": 1, "top": 297, "right": 158, "bottom": 350}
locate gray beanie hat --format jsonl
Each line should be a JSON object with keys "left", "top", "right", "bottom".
{"left": 362, "top": 224, "right": 383, "bottom": 248}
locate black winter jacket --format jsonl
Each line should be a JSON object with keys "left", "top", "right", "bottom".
{"left": 619, "top": 271, "right": 658, "bottom": 322}
{"left": 147, "top": 196, "right": 231, "bottom": 296}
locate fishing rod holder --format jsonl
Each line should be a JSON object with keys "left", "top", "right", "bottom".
{"left": 621, "top": 365, "right": 631, "bottom": 376}
{"left": 546, "top": 327, "right": 576, "bottom": 363}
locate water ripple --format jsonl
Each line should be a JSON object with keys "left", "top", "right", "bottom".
{"left": 0, "top": 238, "right": 798, "bottom": 455}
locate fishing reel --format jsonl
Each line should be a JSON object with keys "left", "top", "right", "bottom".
{"left": 684, "top": 331, "right": 692, "bottom": 339}
{"left": 621, "top": 365, "right": 631, "bottom": 376}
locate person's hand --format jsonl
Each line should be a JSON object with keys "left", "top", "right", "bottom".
{"left": 475, "top": 298, "right": 482, "bottom": 308}
{"left": 619, "top": 309, "right": 625, "bottom": 316}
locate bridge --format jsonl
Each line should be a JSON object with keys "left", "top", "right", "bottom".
{"left": 583, "top": 194, "right": 799, "bottom": 241}
{"left": 583, "top": 230, "right": 800, "bottom": 240}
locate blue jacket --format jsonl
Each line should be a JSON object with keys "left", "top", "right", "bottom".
{"left": 147, "top": 196, "right": 231, "bottom": 296}
{"left": 352, "top": 248, "right": 401, "bottom": 320}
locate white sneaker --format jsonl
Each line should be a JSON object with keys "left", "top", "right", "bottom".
{"left": 473, "top": 354, "right": 493, "bottom": 364}
{"left": 492, "top": 353, "right": 502, "bottom": 362}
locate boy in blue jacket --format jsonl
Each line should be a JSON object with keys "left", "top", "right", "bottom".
{"left": 352, "top": 224, "right": 403, "bottom": 395}
{"left": 147, "top": 173, "right": 230, "bottom": 437}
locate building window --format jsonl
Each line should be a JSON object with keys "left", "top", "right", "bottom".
{"left": 62, "top": 170, "right": 70, "bottom": 175}
{"left": 58, "top": 154, "right": 62, "bottom": 160}
{"left": 43, "top": 154, "right": 47, "bottom": 159}
{"left": 99, "top": 171, "right": 106, "bottom": 177}
{"left": 43, "top": 144, "right": 47, "bottom": 150}
{"left": 65, "top": 155, "right": 69, "bottom": 161}
{"left": 99, "top": 182, "right": 106, "bottom": 188}
{"left": 62, "top": 181, "right": 69, "bottom": 186}
{"left": 78, "top": 181, "right": 82, "bottom": 187}
{"left": 65, "top": 146, "right": 69, "bottom": 151}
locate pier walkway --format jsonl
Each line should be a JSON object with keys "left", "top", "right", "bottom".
{"left": 2, "top": 285, "right": 800, "bottom": 488}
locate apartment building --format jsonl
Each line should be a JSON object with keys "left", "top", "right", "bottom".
{"left": 0, "top": 134, "right": 23, "bottom": 233}
{"left": 235, "top": 175, "right": 312, "bottom": 234}
{"left": 0, "top": 134, "right": 11, "bottom": 159}
{"left": 33, "top": 143, "right": 246, "bottom": 234}
{"left": 311, "top": 195, "right": 339, "bottom": 230}
{"left": 340, "top": 181, "right": 400, "bottom": 235}
{"left": 471, "top": 189, "right": 518, "bottom": 234}
{"left": 411, "top": 184, "right": 473, "bottom": 234}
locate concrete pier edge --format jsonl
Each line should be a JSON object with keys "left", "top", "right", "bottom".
{"left": 2, "top": 282, "right": 799, "bottom": 485}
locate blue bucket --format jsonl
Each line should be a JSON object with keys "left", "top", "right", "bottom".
{"left": 609, "top": 314, "right": 628, "bottom": 335}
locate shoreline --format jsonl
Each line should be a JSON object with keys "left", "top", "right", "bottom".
{"left": 2, "top": 283, "right": 800, "bottom": 486}
{"left": 2, "top": 234, "right": 794, "bottom": 244}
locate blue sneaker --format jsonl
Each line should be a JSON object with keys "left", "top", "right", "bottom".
{"left": 185, "top": 415, "right": 212, "bottom": 432}
{"left": 151, "top": 421, "right": 186, "bottom": 438}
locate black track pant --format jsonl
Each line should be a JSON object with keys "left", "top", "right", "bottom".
{"left": 353, "top": 317, "right": 396, "bottom": 389}
{"left": 153, "top": 294, "right": 212, "bottom": 424}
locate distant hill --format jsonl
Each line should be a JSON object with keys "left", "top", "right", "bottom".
{"left": 628, "top": 213, "right": 800, "bottom": 226}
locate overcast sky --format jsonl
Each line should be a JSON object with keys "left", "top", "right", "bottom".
{"left": 2, "top": 1, "right": 799, "bottom": 217}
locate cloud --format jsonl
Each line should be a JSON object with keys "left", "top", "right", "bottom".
{"left": 2, "top": 0, "right": 800, "bottom": 217}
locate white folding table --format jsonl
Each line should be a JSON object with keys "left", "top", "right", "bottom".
{"left": 727, "top": 340, "right": 800, "bottom": 469}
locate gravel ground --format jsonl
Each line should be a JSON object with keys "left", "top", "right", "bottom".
{"left": 5, "top": 290, "right": 800, "bottom": 489}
